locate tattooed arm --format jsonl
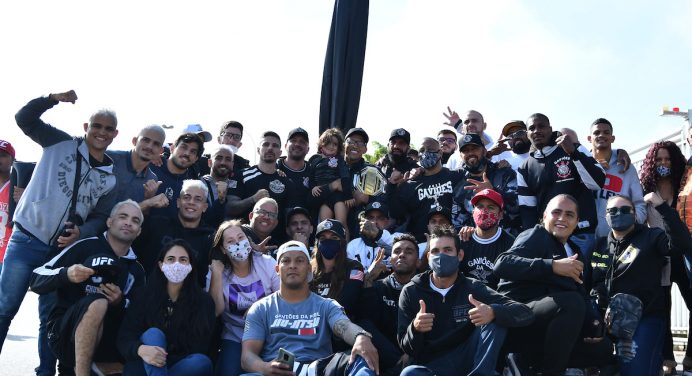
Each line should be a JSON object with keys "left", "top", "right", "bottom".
{"left": 332, "top": 319, "right": 380, "bottom": 374}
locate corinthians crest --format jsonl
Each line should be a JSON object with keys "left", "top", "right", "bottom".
{"left": 555, "top": 159, "right": 572, "bottom": 179}
{"left": 269, "top": 179, "right": 285, "bottom": 194}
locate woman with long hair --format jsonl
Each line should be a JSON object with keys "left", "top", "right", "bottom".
{"left": 640, "top": 141, "right": 692, "bottom": 374}
{"left": 118, "top": 239, "right": 216, "bottom": 375}
{"left": 309, "top": 219, "right": 364, "bottom": 320}
{"left": 207, "top": 220, "right": 279, "bottom": 376}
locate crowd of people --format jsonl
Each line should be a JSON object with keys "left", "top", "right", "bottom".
{"left": 1, "top": 90, "right": 692, "bottom": 376}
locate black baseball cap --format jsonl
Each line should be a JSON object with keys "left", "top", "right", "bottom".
{"left": 389, "top": 128, "right": 411, "bottom": 144}
{"left": 458, "top": 133, "right": 485, "bottom": 150}
{"left": 286, "top": 206, "right": 311, "bottom": 222}
{"left": 363, "top": 200, "right": 389, "bottom": 217}
{"left": 345, "top": 128, "right": 369, "bottom": 143}
{"left": 315, "top": 219, "right": 346, "bottom": 239}
{"left": 426, "top": 205, "right": 452, "bottom": 224}
{"left": 287, "top": 127, "right": 309, "bottom": 142}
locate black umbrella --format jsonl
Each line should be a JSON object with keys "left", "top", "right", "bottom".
{"left": 318, "top": 0, "right": 369, "bottom": 135}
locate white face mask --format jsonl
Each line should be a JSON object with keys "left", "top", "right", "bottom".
{"left": 161, "top": 262, "right": 192, "bottom": 283}
{"left": 227, "top": 145, "right": 239, "bottom": 154}
{"left": 226, "top": 239, "right": 252, "bottom": 261}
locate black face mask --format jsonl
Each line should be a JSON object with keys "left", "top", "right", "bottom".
{"left": 512, "top": 140, "right": 531, "bottom": 154}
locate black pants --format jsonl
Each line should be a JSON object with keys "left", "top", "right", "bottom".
{"left": 663, "top": 252, "right": 692, "bottom": 360}
{"left": 502, "top": 291, "right": 608, "bottom": 376}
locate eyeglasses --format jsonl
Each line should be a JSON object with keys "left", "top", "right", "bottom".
{"left": 506, "top": 130, "right": 527, "bottom": 139}
{"left": 437, "top": 137, "right": 456, "bottom": 144}
{"left": 254, "top": 208, "right": 278, "bottom": 219}
{"left": 606, "top": 206, "right": 634, "bottom": 216}
{"left": 346, "top": 139, "right": 366, "bottom": 147}
{"left": 221, "top": 132, "right": 242, "bottom": 141}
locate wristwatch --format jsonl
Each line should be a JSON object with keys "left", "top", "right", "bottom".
{"left": 354, "top": 330, "right": 373, "bottom": 342}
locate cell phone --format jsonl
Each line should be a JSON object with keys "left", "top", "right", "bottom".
{"left": 277, "top": 348, "right": 295, "bottom": 371}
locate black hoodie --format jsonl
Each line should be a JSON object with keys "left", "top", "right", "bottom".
{"left": 397, "top": 270, "right": 533, "bottom": 363}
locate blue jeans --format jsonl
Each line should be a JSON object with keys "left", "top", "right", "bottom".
{"left": 240, "top": 355, "right": 375, "bottom": 376}
{"left": 215, "top": 339, "right": 242, "bottom": 376}
{"left": 0, "top": 228, "right": 57, "bottom": 375}
{"left": 125, "top": 327, "right": 213, "bottom": 376}
{"left": 618, "top": 316, "right": 664, "bottom": 375}
{"left": 400, "top": 323, "right": 507, "bottom": 376}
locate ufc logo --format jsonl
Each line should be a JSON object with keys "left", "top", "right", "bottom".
{"left": 91, "top": 257, "right": 114, "bottom": 267}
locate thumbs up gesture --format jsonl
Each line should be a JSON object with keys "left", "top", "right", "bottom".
{"left": 413, "top": 300, "right": 435, "bottom": 333}
{"left": 468, "top": 294, "right": 495, "bottom": 326}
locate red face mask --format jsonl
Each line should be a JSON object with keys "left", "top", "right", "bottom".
{"left": 473, "top": 208, "right": 500, "bottom": 230}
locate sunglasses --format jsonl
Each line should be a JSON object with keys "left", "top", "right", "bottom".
{"left": 506, "top": 130, "right": 527, "bottom": 139}
{"left": 437, "top": 137, "right": 456, "bottom": 144}
{"left": 606, "top": 206, "right": 634, "bottom": 216}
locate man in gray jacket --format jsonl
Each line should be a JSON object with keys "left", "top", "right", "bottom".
{"left": 0, "top": 90, "right": 118, "bottom": 376}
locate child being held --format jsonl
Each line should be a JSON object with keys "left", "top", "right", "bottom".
{"left": 308, "top": 128, "right": 352, "bottom": 239}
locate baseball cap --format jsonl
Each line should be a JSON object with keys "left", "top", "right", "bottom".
{"left": 315, "top": 219, "right": 346, "bottom": 239}
{"left": 389, "top": 128, "right": 411, "bottom": 144}
{"left": 286, "top": 206, "right": 311, "bottom": 222}
{"left": 471, "top": 188, "right": 504, "bottom": 209}
{"left": 0, "top": 140, "right": 15, "bottom": 159}
{"left": 287, "top": 127, "right": 309, "bottom": 142}
{"left": 501, "top": 121, "right": 527, "bottom": 137}
{"left": 345, "top": 128, "right": 369, "bottom": 143}
{"left": 182, "top": 124, "right": 212, "bottom": 142}
{"left": 458, "top": 133, "right": 485, "bottom": 150}
{"left": 363, "top": 200, "right": 389, "bottom": 217}
{"left": 276, "top": 240, "right": 311, "bottom": 262}
{"left": 427, "top": 205, "right": 452, "bottom": 224}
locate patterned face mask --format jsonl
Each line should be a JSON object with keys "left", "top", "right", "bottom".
{"left": 472, "top": 207, "right": 500, "bottom": 230}
{"left": 227, "top": 239, "right": 252, "bottom": 261}
{"left": 419, "top": 151, "right": 441, "bottom": 169}
{"left": 656, "top": 165, "right": 671, "bottom": 177}
{"left": 160, "top": 262, "right": 192, "bottom": 284}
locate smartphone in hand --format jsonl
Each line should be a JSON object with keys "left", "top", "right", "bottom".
{"left": 277, "top": 348, "right": 295, "bottom": 371}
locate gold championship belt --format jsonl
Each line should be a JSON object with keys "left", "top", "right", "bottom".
{"left": 354, "top": 165, "right": 387, "bottom": 196}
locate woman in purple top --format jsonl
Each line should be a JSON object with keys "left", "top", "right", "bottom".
{"left": 208, "top": 220, "right": 280, "bottom": 376}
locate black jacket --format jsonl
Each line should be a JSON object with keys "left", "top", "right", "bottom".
{"left": 517, "top": 134, "right": 605, "bottom": 234}
{"left": 132, "top": 215, "right": 214, "bottom": 286}
{"left": 397, "top": 270, "right": 533, "bottom": 363}
{"left": 358, "top": 274, "right": 405, "bottom": 345}
{"left": 494, "top": 225, "right": 589, "bottom": 303}
{"left": 31, "top": 233, "right": 146, "bottom": 321}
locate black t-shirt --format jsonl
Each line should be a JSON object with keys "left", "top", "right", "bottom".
{"left": 310, "top": 258, "right": 364, "bottom": 319}
{"left": 276, "top": 157, "right": 311, "bottom": 209}
{"left": 459, "top": 229, "right": 515, "bottom": 289}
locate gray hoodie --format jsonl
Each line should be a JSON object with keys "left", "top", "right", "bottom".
{"left": 14, "top": 96, "right": 117, "bottom": 246}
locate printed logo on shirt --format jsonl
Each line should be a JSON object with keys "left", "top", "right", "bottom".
{"left": 303, "top": 177, "right": 310, "bottom": 188}
{"left": 466, "top": 257, "right": 494, "bottom": 283}
{"left": 603, "top": 174, "right": 623, "bottom": 192}
{"left": 227, "top": 280, "right": 268, "bottom": 314}
{"left": 228, "top": 180, "right": 237, "bottom": 189}
{"left": 554, "top": 157, "right": 572, "bottom": 179}
{"left": 617, "top": 245, "right": 640, "bottom": 264}
{"left": 165, "top": 187, "right": 174, "bottom": 200}
{"left": 270, "top": 312, "right": 321, "bottom": 336}
{"left": 349, "top": 269, "right": 364, "bottom": 281}
{"left": 417, "top": 181, "right": 453, "bottom": 200}
{"left": 269, "top": 179, "right": 285, "bottom": 194}
{"left": 452, "top": 304, "right": 471, "bottom": 323}
{"left": 328, "top": 157, "right": 338, "bottom": 168}
{"left": 382, "top": 296, "right": 396, "bottom": 307}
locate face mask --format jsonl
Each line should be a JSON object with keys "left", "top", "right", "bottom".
{"left": 318, "top": 239, "right": 341, "bottom": 260}
{"left": 419, "top": 151, "right": 441, "bottom": 169}
{"left": 473, "top": 208, "right": 500, "bottom": 230}
{"left": 161, "top": 262, "right": 192, "bottom": 284}
{"left": 606, "top": 213, "right": 636, "bottom": 232}
{"left": 464, "top": 157, "right": 487, "bottom": 174}
{"left": 227, "top": 239, "right": 252, "bottom": 261}
{"left": 429, "top": 253, "right": 459, "bottom": 278}
{"left": 512, "top": 140, "right": 531, "bottom": 154}
{"left": 656, "top": 165, "right": 671, "bottom": 177}
{"left": 227, "top": 145, "right": 239, "bottom": 154}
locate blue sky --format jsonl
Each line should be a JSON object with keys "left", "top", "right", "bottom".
{"left": 2, "top": 1, "right": 691, "bottom": 163}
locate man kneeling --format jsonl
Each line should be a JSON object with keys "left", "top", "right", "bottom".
{"left": 30, "top": 200, "right": 146, "bottom": 376}
{"left": 241, "top": 240, "right": 378, "bottom": 376}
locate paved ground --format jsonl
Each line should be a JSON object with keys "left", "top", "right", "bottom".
{"left": 1, "top": 290, "right": 40, "bottom": 375}
{"left": 1, "top": 293, "right": 689, "bottom": 375}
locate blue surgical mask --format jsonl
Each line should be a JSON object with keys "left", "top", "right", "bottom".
{"left": 419, "top": 151, "right": 441, "bottom": 169}
{"left": 429, "top": 253, "right": 459, "bottom": 277}
{"left": 656, "top": 165, "right": 671, "bottom": 177}
{"left": 318, "top": 239, "right": 341, "bottom": 260}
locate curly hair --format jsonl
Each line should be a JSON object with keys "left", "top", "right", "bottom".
{"left": 639, "top": 141, "right": 687, "bottom": 195}
{"left": 317, "top": 128, "right": 345, "bottom": 157}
